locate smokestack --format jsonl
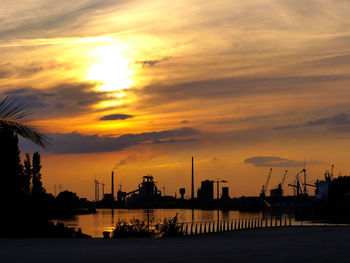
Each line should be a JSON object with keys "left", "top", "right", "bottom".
{"left": 191, "top": 156, "right": 194, "bottom": 200}
{"left": 111, "top": 171, "right": 114, "bottom": 200}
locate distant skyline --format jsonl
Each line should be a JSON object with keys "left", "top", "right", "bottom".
{"left": 2, "top": 0, "right": 350, "bottom": 199}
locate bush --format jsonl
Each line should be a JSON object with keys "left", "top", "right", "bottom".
{"left": 112, "top": 214, "right": 183, "bottom": 238}
{"left": 112, "top": 218, "right": 154, "bottom": 238}
{"left": 156, "top": 213, "right": 182, "bottom": 237}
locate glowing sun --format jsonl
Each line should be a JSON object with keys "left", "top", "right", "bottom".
{"left": 86, "top": 45, "right": 134, "bottom": 92}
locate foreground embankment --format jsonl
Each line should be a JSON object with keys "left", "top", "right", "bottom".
{"left": 1, "top": 226, "right": 350, "bottom": 263}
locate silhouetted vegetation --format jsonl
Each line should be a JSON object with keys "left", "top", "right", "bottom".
{"left": 55, "top": 191, "right": 81, "bottom": 217}
{"left": 0, "top": 97, "right": 89, "bottom": 237}
{"left": 112, "top": 214, "right": 182, "bottom": 238}
{"left": 155, "top": 213, "right": 182, "bottom": 237}
{"left": 112, "top": 218, "right": 155, "bottom": 238}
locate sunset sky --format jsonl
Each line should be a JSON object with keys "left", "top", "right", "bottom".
{"left": 2, "top": 0, "right": 350, "bottom": 200}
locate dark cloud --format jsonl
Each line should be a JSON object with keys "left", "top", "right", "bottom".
{"left": 304, "top": 113, "right": 350, "bottom": 127}
{"left": 99, "top": 113, "right": 133, "bottom": 121}
{"left": 2, "top": 82, "right": 112, "bottom": 118}
{"left": 244, "top": 156, "right": 322, "bottom": 167}
{"left": 135, "top": 57, "right": 171, "bottom": 67}
{"left": 274, "top": 112, "right": 350, "bottom": 132}
{"left": 19, "top": 127, "right": 199, "bottom": 154}
{"left": 130, "top": 74, "right": 350, "bottom": 107}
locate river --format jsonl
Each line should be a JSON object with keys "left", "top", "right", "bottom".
{"left": 51, "top": 209, "right": 262, "bottom": 237}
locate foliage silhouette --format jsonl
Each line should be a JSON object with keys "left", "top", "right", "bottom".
{"left": 112, "top": 214, "right": 182, "bottom": 238}
{"left": 0, "top": 97, "right": 87, "bottom": 237}
{"left": 0, "top": 96, "right": 49, "bottom": 147}
{"left": 155, "top": 213, "right": 182, "bottom": 237}
{"left": 112, "top": 218, "right": 154, "bottom": 238}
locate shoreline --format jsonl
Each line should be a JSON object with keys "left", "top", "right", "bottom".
{"left": 1, "top": 226, "right": 350, "bottom": 262}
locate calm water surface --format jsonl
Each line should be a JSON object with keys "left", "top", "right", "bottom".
{"left": 52, "top": 209, "right": 262, "bottom": 237}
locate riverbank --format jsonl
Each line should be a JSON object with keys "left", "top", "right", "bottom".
{"left": 1, "top": 226, "right": 349, "bottom": 262}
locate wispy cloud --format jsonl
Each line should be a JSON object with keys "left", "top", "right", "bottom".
{"left": 2, "top": 82, "right": 112, "bottom": 118}
{"left": 244, "top": 156, "right": 323, "bottom": 167}
{"left": 274, "top": 112, "right": 350, "bottom": 132}
{"left": 135, "top": 57, "right": 171, "bottom": 67}
{"left": 98, "top": 113, "right": 133, "bottom": 121}
{"left": 20, "top": 127, "right": 200, "bottom": 154}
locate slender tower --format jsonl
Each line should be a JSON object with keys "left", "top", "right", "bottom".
{"left": 111, "top": 171, "right": 114, "bottom": 200}
{"left": 191, "top": 156, "right": 194, "bottom": 200}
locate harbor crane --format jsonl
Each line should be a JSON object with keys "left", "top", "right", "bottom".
{"left": 260, "top": 168, "right": 272, "bottom": 198}
{"left": 288, "top": 168, "right": 308, "bottom": 197}
{"left": 281, "top": 170, "right": 288, "bottom": 187}
{"left": 270, "top": 170, "right": 288, "bottom": 197}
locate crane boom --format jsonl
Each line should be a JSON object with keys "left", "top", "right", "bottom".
{"left": 281, "top": 170, "right": 288, "bottom": 187}
{"left": 265, "top": 168, "right": 272, "bottom": 190}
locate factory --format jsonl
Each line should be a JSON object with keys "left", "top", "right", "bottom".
{"left": 92, "top": 156, "right": 231, "bottom": 209}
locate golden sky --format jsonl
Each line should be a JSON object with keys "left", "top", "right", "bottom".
{"left": 2, "top": 0, "right": 350, "bottom": 199}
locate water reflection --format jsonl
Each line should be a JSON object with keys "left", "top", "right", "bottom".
{"left": 51, "top": 209, "right": 262, "bottom": 238}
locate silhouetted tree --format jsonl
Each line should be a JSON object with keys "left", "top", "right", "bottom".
{"left": 56, "top": 191, "right": 80, "bottom": 216}
{"left": 0, "top": 97, "right": 48, "bottom": 236}
{"left": 22, "top": 153, "right": 32, "bottom": 196}
{"left": 0, "top": 128, "right": 24, "bottom": 204}
{"left": 32, "top": 152, "right": 45, "bottom": 200}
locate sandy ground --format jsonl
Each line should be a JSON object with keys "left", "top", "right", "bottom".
{"left": 1, "top": 226, "right": 350, "bottom": 263}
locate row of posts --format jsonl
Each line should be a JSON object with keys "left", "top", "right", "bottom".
{"left": 180, "top": 216, "right": 292, "bottom": 236}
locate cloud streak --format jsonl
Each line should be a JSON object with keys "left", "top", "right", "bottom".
{"left": 98, "top": 113, "right": 133, "bottom": 121}
{"left": 20, "top": 127, "right": 199, "bottom": 154}
{"left": 244, "top": 156, "right": 323, "bottom": 167}
{"left": 274, "top": 112, "right": 350, "bottom": 132}
{"left": 2, "top": 82, "right": 113, "bottom": 118}
{"left": 135, "top": 57, "right": 171, "bottom": 67}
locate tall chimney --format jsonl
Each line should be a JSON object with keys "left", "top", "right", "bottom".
{"left": 111, "top": 171, "right": 114, "bottom": 200}
{"left": 191, "top": 156, "right": 194, "bottom": 200}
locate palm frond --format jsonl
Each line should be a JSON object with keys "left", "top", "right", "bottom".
{"left": 0, "top": 96, "right": 30, "bottom": 120}
{"left": 0, "top": 97, "right": 50, "bottom": 148}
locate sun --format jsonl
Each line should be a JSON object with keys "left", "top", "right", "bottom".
{"left": 86, "top": 45, "right": 134, "bottom": 92}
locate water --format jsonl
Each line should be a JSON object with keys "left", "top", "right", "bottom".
{"left": 51, "top": 209, "right": 262, "bottom": 237}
